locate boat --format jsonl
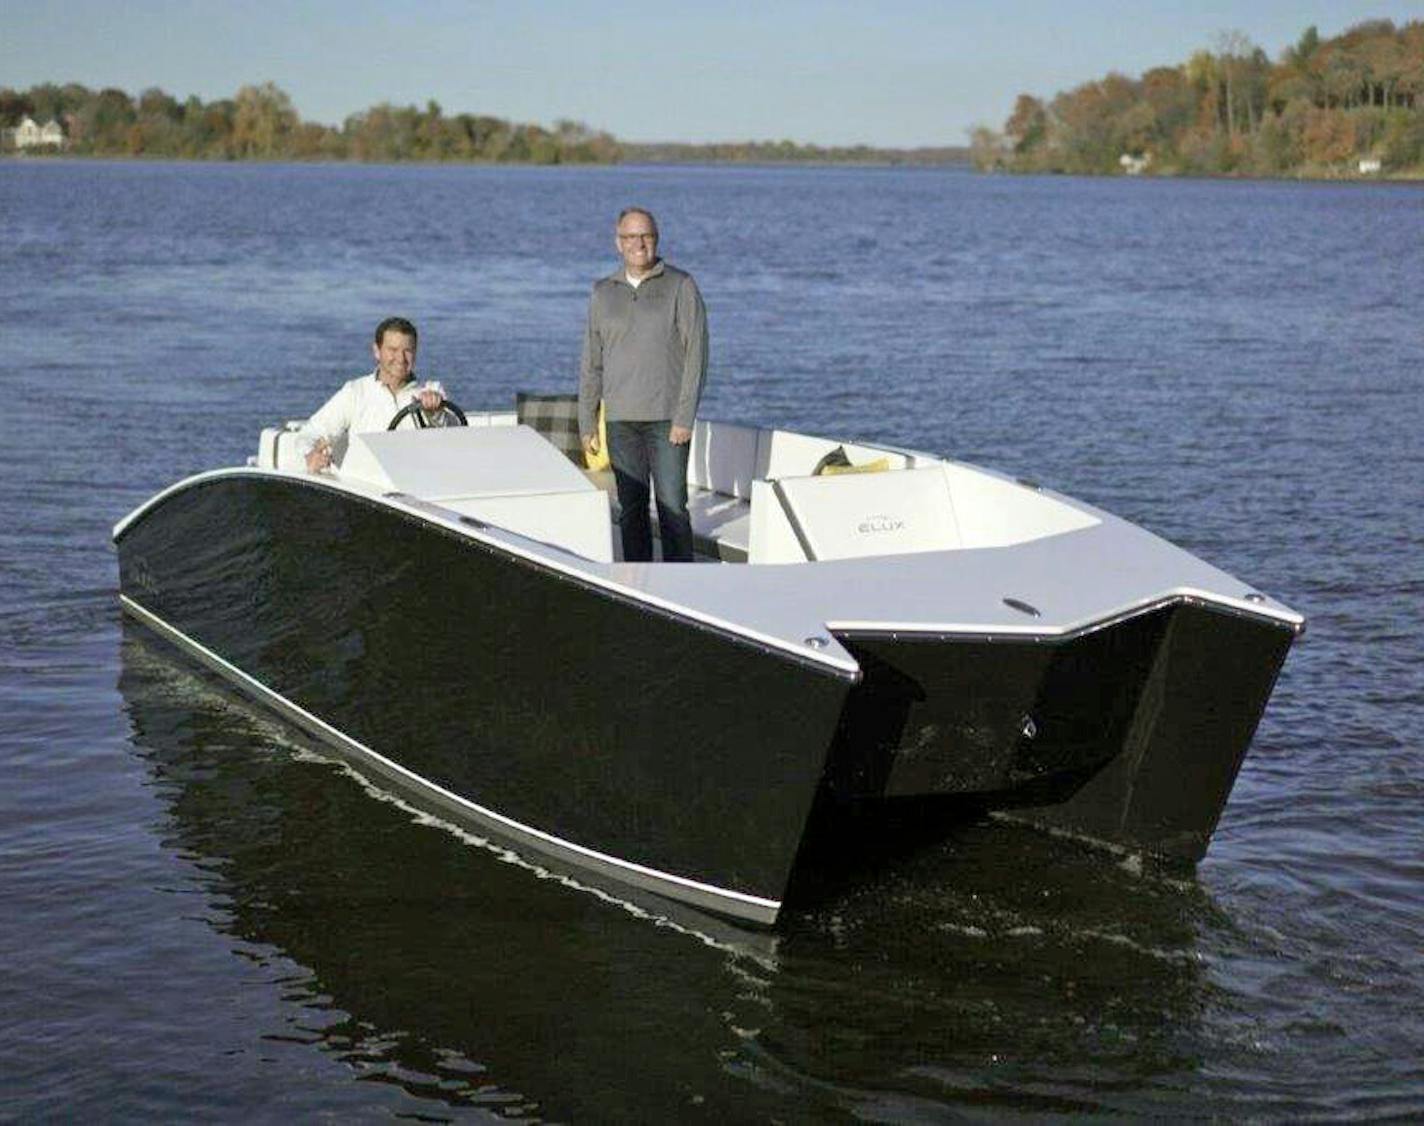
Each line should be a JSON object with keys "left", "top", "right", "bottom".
{"left": 113, "top": 399, "right": 1304, "bottom": 927}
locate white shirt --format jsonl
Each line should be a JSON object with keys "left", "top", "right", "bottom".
{"left": 296, "top": 372, "right": 447, "bottom": 458}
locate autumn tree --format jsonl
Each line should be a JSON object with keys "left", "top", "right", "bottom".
{"left": 995, "top": 19, "right": 1424, "bottom": 176}
{"left": 231, "top": 82, "right": 297, "bottom": 158}
{"left": 1004, "top": 94, "right": 1047, "bottom": 153}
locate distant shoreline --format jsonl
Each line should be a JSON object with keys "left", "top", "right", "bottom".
{"left": 0, "top": 151, "right": 975, "bottom": 169}
{"left": 2, "top": 80, "right": 973, "bottom": 168}
{"left": 979, "top": 163, "right": 1424, "bottom": 183}
{"left": 9, "top": 153, "right": 1420, "bottom": 183}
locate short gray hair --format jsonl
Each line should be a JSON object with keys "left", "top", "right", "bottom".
{"left": 616, "top": 207, "right": 658, "bottom": 237}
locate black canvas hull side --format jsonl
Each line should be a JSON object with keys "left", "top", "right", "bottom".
{"left": 827, "top": 603, "right": 1296, "bottom": 861}
{"left": 116, "top": 475, "right": 854, "bottom": 920}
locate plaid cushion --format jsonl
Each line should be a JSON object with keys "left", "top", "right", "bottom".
{"left": 516, "top": 392, "right": 584, "bottom": 466}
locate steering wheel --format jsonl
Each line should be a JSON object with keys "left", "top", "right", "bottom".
{"left": 387, "top": 398, "right": 469, "bottom": 430}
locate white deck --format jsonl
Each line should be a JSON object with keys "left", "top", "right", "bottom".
{"left": 340, "top": 426, "right": 614, "bottom": 563}
{"left": 171, "top": 411, "right": 1306, "bottom": 674}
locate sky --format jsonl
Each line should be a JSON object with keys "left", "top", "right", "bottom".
{"left": 3, "top": 1, "right": 1419, "bottom": 147}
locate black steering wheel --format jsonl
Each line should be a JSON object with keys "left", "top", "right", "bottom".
{"left": 387, "top": 398, "right": 469, "bottom": 430}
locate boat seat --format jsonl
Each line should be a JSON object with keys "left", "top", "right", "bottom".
{"left": 689, "top": 421, "right": 915, "bottom": 493}
{"left": 515, "top": 391, "right": 585, "bottom": 466}
{"left": 583, "top": 419, "right": 932, "bottom": 564}
{"left": 583, "top": 471, "right": 751, "bottom": 562}
{"left": 256, "top": 421, "right": 314, "bottom": 471}
{"left": 688, "top": 488, "right": 751, "bottom": 562}
{"left": 756, "top": 428, "right": 912, "bottom": 478}
{"left": 340, "top": 426, "right": 614, "bottom": 562}
{"left": 689, "top": 420, "right": 760, "bottom": 498}
{"left": 750, "top": 466, "right": 964, "bottom": 564}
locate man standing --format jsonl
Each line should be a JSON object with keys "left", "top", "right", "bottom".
{"left": 579, "top": 207, "right": 708, "bottom": 562}
{"left": 297, "top": 317, "right": 451, "bottom": 473}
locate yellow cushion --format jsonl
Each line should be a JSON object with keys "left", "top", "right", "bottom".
{"left": 819, "top": 456, "right": 891, "bottom": 476}
{"left": 584, "top": 402, "right": 610, "bottom": 471}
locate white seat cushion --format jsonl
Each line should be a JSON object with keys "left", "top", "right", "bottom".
{"left": 689, "top": 420, "right": 761, "bottom": 498}
{"left": 688, "top": 488, "right": 751, "bottom": 561}
{"left": 770, "top": 466, "right": 962, "bottom": 561}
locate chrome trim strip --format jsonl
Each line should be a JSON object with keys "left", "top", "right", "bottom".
{"left": 830, "top": 592, "right": 1304, "bottom": 645}
{"left": 119, "top": 594, "right": 782, "bottom": 926}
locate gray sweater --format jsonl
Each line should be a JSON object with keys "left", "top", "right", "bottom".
{"left": 578, "top": 260, "right": 708, "bottom": 437}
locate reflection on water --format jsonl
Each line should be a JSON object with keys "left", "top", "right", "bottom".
{"left": 120, "top": 624, "right": 1243, "bottom": 1119}
{"left": 120, "top": 627, "right": 769, "bottom": 1118}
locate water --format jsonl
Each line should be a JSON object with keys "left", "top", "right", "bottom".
{"left": 2, "top": 160, "right": 1421, "bottom": 1120}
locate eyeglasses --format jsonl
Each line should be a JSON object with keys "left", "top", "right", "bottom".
{"left": 617, "top": 232, "right": 657, "bottom": 242}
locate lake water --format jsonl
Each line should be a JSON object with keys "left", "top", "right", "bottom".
{"left": 1, "top": 160, "right": 1421, "bottom": 1120}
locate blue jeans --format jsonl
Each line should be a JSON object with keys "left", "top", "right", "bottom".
{"left": 606, "top": 420, "right": 693, "bottom": 562}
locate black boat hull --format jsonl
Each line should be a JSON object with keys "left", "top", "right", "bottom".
{"left": 828, "top": 605, "right": 1295, "bottom": 862}
{"left": 117, "top": 474, "right": 854, "bottom": 924}
{"left": 116, "top": 472, "right": 1297, "bottom": 924}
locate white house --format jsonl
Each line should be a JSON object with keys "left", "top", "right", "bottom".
{"left": 1118, "top": 152, "right": 1151, "bottom": 175}
{"left": 4, "top": 116, "right": 65, "bottom": 150}
{"left": 1358, "top": 158, "right": 1382, "bottom": 175}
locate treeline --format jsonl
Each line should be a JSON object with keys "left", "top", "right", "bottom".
{"left": 0, "top": 80, "right": 968, "bottom": 166}
{"left": 0, "top": 81, "right": 621, "bottom": 162}
{"left": 973, "top": 19, "right": 1424, "bottom": 177}
{"left": 622, "top": 140, "right": 969, "bottom": 166}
